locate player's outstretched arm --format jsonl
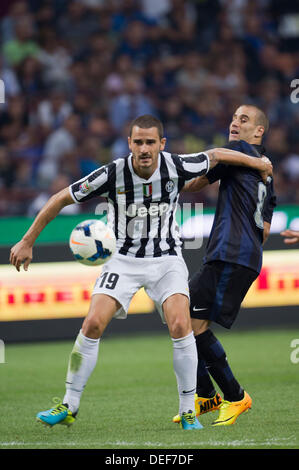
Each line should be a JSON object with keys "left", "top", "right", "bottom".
{"left": 206, "top": 148, "right": 272, "bottom": 183}
{"left": 10, "top": 187, "right": 74, "bottom": 271}
{"left": 280, "top": 229, "right": 299, "bottom": 245}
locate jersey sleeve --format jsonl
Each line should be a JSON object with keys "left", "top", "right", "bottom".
{"left": 69, "top": 165, "right": 111, "bottom": 203}
{"left": 263, "top": 177, "right": 277, "bottom": 224}
{"left": 205, "top": 141, "right": 244, "bottom": 184}
{"left": 177, "top": 152, "right": 210, "bottom": 181}
{"left": 205, "top": 163, "right": 229, "bottom": 184}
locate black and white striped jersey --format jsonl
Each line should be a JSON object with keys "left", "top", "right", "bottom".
{"left": 69, "top": 151, "right": 209, "bottom": 258}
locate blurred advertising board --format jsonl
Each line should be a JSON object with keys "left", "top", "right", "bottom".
{"left": 242, "top": 250, "right": 299, "bottom": 307}
{"left": 0, "top": 249, "right": 298, "bottom": 322}
{"left": 0, "top": 262, "right": 154, "bottom": 322}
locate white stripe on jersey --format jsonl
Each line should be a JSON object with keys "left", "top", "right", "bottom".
{"left": 157, "top": 152, "right": 180, "bottom": 256}
{"left": 69, "top": 151, "right": 209, "bottom": 258}
{"left": 70, "top": 165, "right": 110, "bottom": 203}
{"left": 114, "top": 157, "right": 126, "bottom": 242}
{"left": 178, "top": 152, "right": 210, "bottom": 178}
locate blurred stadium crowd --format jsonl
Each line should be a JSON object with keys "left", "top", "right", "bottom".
{"left": 0, "top": 0, "right": 298, "bottom": 216}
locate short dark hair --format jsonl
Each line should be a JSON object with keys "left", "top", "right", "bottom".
{"left": 254, "top": 107, "right": 269, "bottom": 135}
{"left": 129, "top": 114, "right": 164, "bottom": 139}
{"left": 243, "top": 104, "right": 269, "bottom": 135}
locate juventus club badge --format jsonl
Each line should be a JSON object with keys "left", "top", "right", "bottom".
{"left": 165, "top": 180, "right": 174, "bottom": 193}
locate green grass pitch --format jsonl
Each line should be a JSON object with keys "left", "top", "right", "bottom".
{"left": 0, "top": 328, "right": 298, "bottom": 449}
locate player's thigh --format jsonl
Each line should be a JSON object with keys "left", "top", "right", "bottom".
{"left": 92, "top": 254, "right": 141, "bottom": 319}
{"left": 146, "top": 256, "right": 190, "bottom": 311}
{"left": 82, "top": 293, "right": 121, "bottom": 338}
{"left": 149, "top": 257, "right": 192, "bottom": 338}
{"left": 190, "top": 261, "right": 258, "bottom": 329}
{"left": 163, "top": 293, "right": 192, "bottom": 339}
{"left": 189, "top": 264, "right": 215, "bottom": 320}
{"left": 146, "top": 257, "right": 190, "bottom": 336}
{"left": 219, "top": 264, "right": 258, "bottom": 328}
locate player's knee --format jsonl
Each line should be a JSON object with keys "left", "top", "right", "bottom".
{"left": 163, "top": 294, "right": 191, "bottom": 338}
{"left": 169, "top": 314, "right": 192, "bottom": 339}
{"left": 82, "top": 294, "right": 118, "bottom": 338}
{"left": 82, "top": 314, "right": 106, "bottom": 339}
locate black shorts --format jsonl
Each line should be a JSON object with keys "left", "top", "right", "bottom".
{"left": 189, "top": 261, "right": 259, "bottom": 329}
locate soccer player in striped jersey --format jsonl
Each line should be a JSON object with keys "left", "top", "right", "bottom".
{"left": 172, "top": 105, "right": 277, "bottom": 426}
{"left": 10, "top": 114, "right": 272, "bottom": 430}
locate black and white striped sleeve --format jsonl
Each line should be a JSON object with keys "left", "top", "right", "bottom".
{"left": 69, "top": 164, "right": 112, "bottom": 203}
{"left": 177, "top": 152, "right": 210, "bottom": 181}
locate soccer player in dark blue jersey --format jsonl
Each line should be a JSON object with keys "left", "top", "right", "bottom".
{"left": 173, "top": 104, "right": 277, "bottom": 426}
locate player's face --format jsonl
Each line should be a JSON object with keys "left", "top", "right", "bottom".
{"left": 229, "top": 106, "right": 264, "bottom": 143}
{"left": 128, "top": 126, "right": 166, "bottom": 178}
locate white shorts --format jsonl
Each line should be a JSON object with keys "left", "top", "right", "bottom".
{"left": 92, "top": 253, "right": 190, "bottom": 323}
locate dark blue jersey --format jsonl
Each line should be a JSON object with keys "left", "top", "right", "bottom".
{"left": 204, "top": 140, "right": 277, "bottom": 273}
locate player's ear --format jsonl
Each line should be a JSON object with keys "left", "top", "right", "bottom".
{"left": 128, "top": 136, "right": 132, "bottom": 150}
{"left": 160, "top": 137, "right": 166, "bottom": 150}
{"left": 255, "top": 125, "right": 264, "bottom": 138}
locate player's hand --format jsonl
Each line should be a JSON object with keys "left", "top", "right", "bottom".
{"left": 280, "top": 229, "right": 299, "bottom": 245}
{"left": 259, "top": 156, "right": 273, "bottom": 183}
{"left": 9, "top": 240, "right": 33, "bottom": 272}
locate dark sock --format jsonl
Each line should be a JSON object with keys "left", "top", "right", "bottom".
{"left": 195, "top": 329, "right": 244, "bottom": 402}
{"left": 196, "top": 354, "right": 216, "bottom": 398}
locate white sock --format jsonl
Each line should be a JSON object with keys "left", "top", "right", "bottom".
{"left": 63, "top": 329, "right": 100, "bottom": 414}
{"left": 172, "top": 331, "right": 197, "bottom": 416}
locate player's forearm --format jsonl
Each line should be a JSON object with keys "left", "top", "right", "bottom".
{"left": 22, "top": 188, "right": 73, "bottom": 246}
{"left": 210, "top": 148, "right": 268, "bottom": 171}
{"left": 182, "top": 176, "right": 209, "bottom": 193}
